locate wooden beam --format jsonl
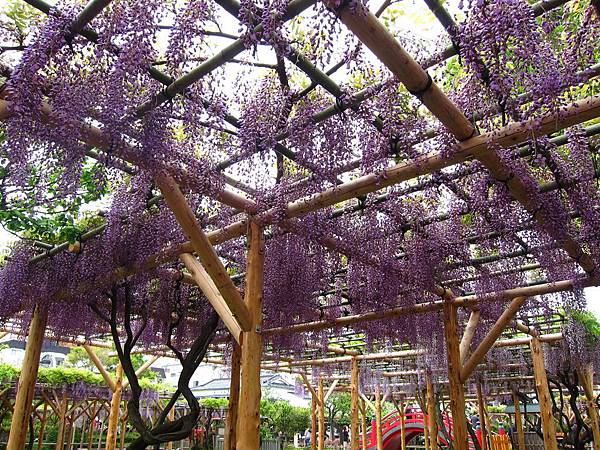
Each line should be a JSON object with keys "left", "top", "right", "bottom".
{"left": 400, "top": 401, "right": 406, "bottom": 450}
{"left": 577, "top": 364, "right": 600, "bottom": 450}
{"left": 236, "top": 220, "right": 264, "bottom": 450}
{"left": 224, "top": 342, "right": 241, "bottom": 450}
{"left": 476, "top": 381, "right": 488, "bottom": 450}
{"left": 105, "top": 363, "right": 123, "bottom": 450}
{"left": 322, "top": 0, "right": 474, "bottom": 140}
{"left": 262, "top": 278, "right": 592, "bottom": 335}
{"left": 459, "top": 309, "right": 481, "bottom": 365}
{"left": 443, "top": 301, "right": 468, "bottom": 450}
{"left": 83, "top": 345, "right": 116, "bottom": 392}
{"left": 461, "top": 297, "right": 528, "bottom": 381}
{"left": 530, "top": 335, "right": 558, "bottom": 450}
{"left": 350, "top": 358, "right": 360, "bottom": 450}
{"left": 157, "top": 175, "right": 251, "bottom": 332}
{"left": 6, "top": 305, "right": 48, "bottom": 450}
{"left": 512, "top": 390, "right": 526, "bottom": 450}
{"left": 180, "top": 253, "right": 243, "bottom": 342}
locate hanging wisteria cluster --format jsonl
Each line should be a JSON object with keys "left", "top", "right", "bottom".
{"left": 0, "top": 0, "right": 598, "bottom": 378}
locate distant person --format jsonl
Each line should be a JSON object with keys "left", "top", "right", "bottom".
{"left": 304, "top": 428, "right": 311, "bottom": 447}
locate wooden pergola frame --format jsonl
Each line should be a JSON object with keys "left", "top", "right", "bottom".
{"left": 1, "top": 0, "right": 600, "bottom": 449}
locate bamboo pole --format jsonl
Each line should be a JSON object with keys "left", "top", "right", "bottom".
{"left": 443, "top": 301, "right": 468, "bottom": 450}
{"left": 157, "top": 175, "right": 251, "bottom": 331}
{"left": 311, "top": 395, "right": 317, "bottom": 450}
{"left": 7, "top": 305, "right": 48, "bottom": 450}
{"left": 476, "top": 382, "right": 488, "bottom": 450}
{"left": 461, "top": 297, "right": 528, "bottom": 381}
{"left": 375, "top": 389, "right": 383, "bottom": 450}
{"left": 318, "top": 379, "right": 325, "bottom": 450}
{"left": 530, "top": 335, "right": 558, "bottom": 450}
{"left": 459, "top": 309, "right": 481, "bottom": 365}
{"left": 577, "top": 363, "right": 600, "bottom": 450}
{"left": 512, "top": 390, "right": 526, "bottom": 450}
{"left": 236, "top": 220, "right": 264, "bottom": 450}
{"left": 350, "top": 358, "right": 360, "bottom": 450}
{"left": 224, "top": 342, "right": 241, "bottom": 450}
{"left": 426, "top": 374, "right": 439, "bottom": 450}
{"left": 105, "top": 363, "right": 123, "bottom": 450}
{"left": 37, "top": 402, "right": 49, "bottom": 450}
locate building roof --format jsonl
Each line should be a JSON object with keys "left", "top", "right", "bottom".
{"left": 194, "top": 374, "right": 293, "bottom": 391}
{"left": 3, "top": 339, "right": 70, "bottom": 355}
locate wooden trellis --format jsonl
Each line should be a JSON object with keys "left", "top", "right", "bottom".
{"left": 0, "top": 0, "right": 599, "bottom": 449}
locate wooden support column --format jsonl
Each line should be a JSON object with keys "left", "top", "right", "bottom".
{"left": 224, "top": 343, "right": 241, "bottom": 450}
{"left": 165, "top": 406, "right": 175, "bottom": 450}
{"left": 423, "top": 411, "right": 430, "bottom": 450}
{"left": 400, "top": 402, "right": 406, "bottom": 450}
{"left": 459, "top": 309, "right": 480, "bottom": 365}
{"left": 56, "top": 393, "right": 69, "bottom": 450}
{"left": 105, "top": 364, "right": 123, "bottom": 450}
{"left": 350, "top": 358, "right": 360, "bottom": 450}
{"left": 375, "top": 389, "right": 383, "bottom": 450}
{"left": 426, "top": 374, "right": 439, "bottom": 450}
{"left": 7, "top": 305, "right": 48, "bottom": 450}
{"left": 311, "top": 395, "right": 317, "bottom": 450}
{"left": 443, "top": 301, "right": 468, "bottom": 450}
{"left": 318, "top": 379, "right": 325, "bottom": 450}
{"left": 236, "top": 220, "right": 264, "bottom": 450}
{"left": 512, "top": 390, "right": 526, "bottom": 450}
{"left": 577, "top": 363, "right": 600, "bottom": 450}
{"left": 476, "top": 381, "right": 488, "bottom": 450}
{"left": 461, "top": 297, "right": 528, "bottom": 382}
{"left": 530, "top": 335, "right": 558, "bottom": 450}
{"left": 360, "top": 400, "right": 368, "bottom": 450}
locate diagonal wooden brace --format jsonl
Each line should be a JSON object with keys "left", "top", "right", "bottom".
{"left": 180, "top": 253, "right": 243, "bottom": 343}
{"left": 156, "top": 174, "right": 251, "bottom": 331}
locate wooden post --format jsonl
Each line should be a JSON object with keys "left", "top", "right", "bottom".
{"left": 7, "top": 305, "right": 48, "bottom": 450}
{"left": 224, "top": 343, "right": 241, "bottom": 450}
{"left": 56, "top": 392, "right": 69, "bottom": 450}
{"left": 530, "top": 335, "right": 558, "bottom": 450}
{"left": 318, "top": 379, "right": 325, "bottom": 450}
{"left": 476, "top": 381, "right": 488, "bottom": 450}
{"left": 236, "top": 220, "right": 264, "bottom": 450}
{"left": 443, "top": 301, "right": 468, "bottom": 450}
{"left": 423, "top": 411, "right": 430, "bottom": 450}
{"left": 375, "top": 388, "right": 383, "bottom": 450}
{"left": 577, "top": 363, "right": 600, "bottom": 450}
{"left": 350, "top": 358, "right": 360, "bottom": 450}
{"left": 512, "top": 390, "right": 526, "bottom": 450}
{"left": 105, "top": 363, "right": 123, "bottom": 450}
{"left": 165, "top": 406, "right": 175, "bottom": 450}
{"left": 360, "top": 400, "right": 368, "bottom": 450}
{"left": 426, "top": 374, "right": 439, "bottom": 450}
{"left": 311, "top": 395, "right": 317, "bottom": 450}
{"left": 400, "top": 402, "right": 406, "bottom": 450}
{"left": 37, "top": 402, "right": 49, "bottom": 450}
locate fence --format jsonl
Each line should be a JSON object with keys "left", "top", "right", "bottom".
{"left": 213, "top": 436, "right": 282, "bottom": 450}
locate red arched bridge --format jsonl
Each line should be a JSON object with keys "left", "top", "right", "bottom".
{"left": 363, "top": 409, "right": 476, "bottom": 449}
